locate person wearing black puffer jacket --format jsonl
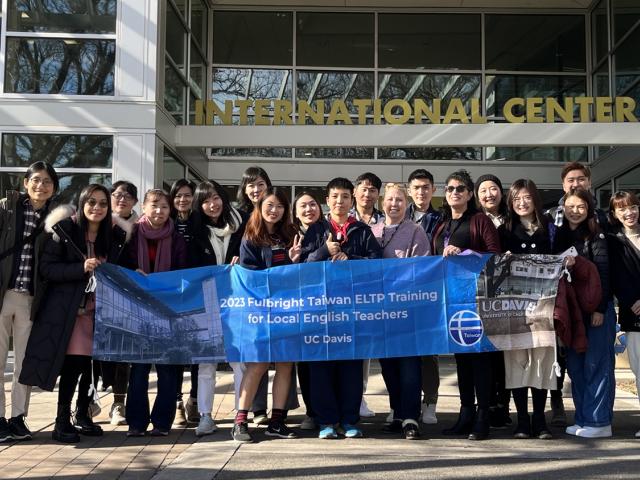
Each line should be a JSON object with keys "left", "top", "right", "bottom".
{"left": 20, "top": 184, "right": 130, "bottom": 443}
{"left": 553, "top": 187, "right": 614, "bottom": 439}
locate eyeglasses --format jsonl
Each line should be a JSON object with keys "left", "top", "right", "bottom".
{"left": 445, "top": 185, "right": 467, "bottom": 194}
{"left": 29, "top": 177, "right": 53, "bottom": 187}
{"left": 513, "top": 195, "right": 533, "bottom": 204}
{"left": 112, "top": 192, "right": 135, "bottom": 202}
{"left": 87, "top": 199, "right": 109, "bottom": 209}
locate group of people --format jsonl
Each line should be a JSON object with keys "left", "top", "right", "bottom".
{"left": 0, "top": 160, "right": 639, "bottom": 445}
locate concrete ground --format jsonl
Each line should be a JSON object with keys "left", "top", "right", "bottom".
{"left": 1, "top": 356, "right": 640, "bottom": 480}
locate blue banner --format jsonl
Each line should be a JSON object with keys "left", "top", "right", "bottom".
{"left": 94, "top": 254, "right": 562, "bottom": 364}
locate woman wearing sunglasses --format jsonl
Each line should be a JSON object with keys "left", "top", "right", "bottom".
{"left": 433, "top": 170, "right": 500, "bottom": 441}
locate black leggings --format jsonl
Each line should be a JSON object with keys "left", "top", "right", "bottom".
{"left": 176, "top": 364, "right": 199, "bottom": 400}
{"left": 58, "top": 355, "right": 92, "bottom": 409}
{"left": 512, "top": 387, "right": 547, "bottom": 415}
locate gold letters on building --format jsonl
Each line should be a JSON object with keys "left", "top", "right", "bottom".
{"left": 194, "top": 97, "right": 638, "bottom": 126}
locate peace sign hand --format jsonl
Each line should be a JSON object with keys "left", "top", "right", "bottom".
{"left": 289, "top": 234, "right": 303, "bottom": 263}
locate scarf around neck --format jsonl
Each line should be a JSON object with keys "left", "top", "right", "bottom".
{"left": 136, "top": 216, "right": 174, "bottom": 273}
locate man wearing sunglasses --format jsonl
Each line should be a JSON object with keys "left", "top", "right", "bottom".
{"left": 0, "top": 161, "right": 59, "bottom": 442}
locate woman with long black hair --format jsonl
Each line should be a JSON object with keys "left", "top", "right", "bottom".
{"left": 190, "top": 181, "right": 245, "bottom": 437}
{"left": 433, "top": 169, "right": 500, "bottom": 441}
{"left": 20, "top": 184, "right": 130, "bottom": 443}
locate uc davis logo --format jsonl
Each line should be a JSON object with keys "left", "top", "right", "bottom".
{"left": 448, "top": 310, "right": 484, "bottom": 347}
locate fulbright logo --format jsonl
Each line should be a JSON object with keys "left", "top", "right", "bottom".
{"left": 448, "top": 310, "right": 484, "bottom": 347}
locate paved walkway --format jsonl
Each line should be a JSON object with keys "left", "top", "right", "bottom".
{"left": 1, "top": 357, "right": 639, "bottom": 479}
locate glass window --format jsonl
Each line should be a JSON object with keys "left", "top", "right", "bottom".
{"left": 297, "top": 71, "right": 374, "bottom": 115}
{"left": 163, "top": 148, "right": 185, "bottom": 190}
{"left": 485, "top": 15, "right": 586, "bottom": 72}
{"left": 595, "top": 183, "right": 613, "bottom": 209}
{"left": 378, "top": 148, "right": 481, "bottom": 161}
{"left": 213, "top": 11, "right": 292, "bottom": 66}
{"left": 213, "top": 68, "right": 292, "bottom": 122}
{"left": 2, "top": 134, "right": 113, "bottom": 168}
{"left": 172, "top": 0, "right": 187, "bottom": 18}
{"left": 0, "top": 172, "right": 110, "bottom": 204}
{"left": 379, "top": 73, "right": 481, "bottom": 121}
{"left": 5, "top": 38, "right": 115, "bottom": 95}
{"left": 485, "top": 146, "right": 588, "bottom": 162}
{"left": 166, "top": 3, "right": 186, "bottom": 69}
{"left": 190, "top": 42, "right": 206, "bottom": 99}
{"left": 7, "top": 0, "right": 117, "bottom": 34}
{"left": 57, "top": 173, "right": 112, "bottom": 204}
{"left": 615, "top": 26, "right": 640, "bottom": 94}
{"left": 295, "top": 148, "right": 374, "bottom": 159}
{"left": 165, "top": 64, "right": 186, "bottom": 123}
{"left": 190, "top": 0, "right": 207, "bottom": 49}
{"left": 378, "top": 14, "right": 481, "bottom": 70}
{"left": 486, "top": 75, "right": 586, "bottom": 118}
{"left": 593, "top": 63, "right": 610, "bottom": 97}
{"left": 616, "top": 164, "right": 640, "bottom": 195}
{"left": 613, "top": 0, "right": 640, "bottom": 44}
{"left": 209, "top": 148, "right": 292, "bottom": 158}
{"left": 592, "top": 0, "right": 609, "bottom": 63}
{"left": 296, "top": 12, "right": 374, "bottom": 68}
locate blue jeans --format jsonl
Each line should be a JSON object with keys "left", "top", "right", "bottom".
{"left": 309, "top": 360, "right": 363, "bottom": 426}
{"left": 567, "top": 303, "right": 616, "bottom": 427}
{"left": 380, "top": 356, "right": 422, "bottom": 421}
{"left": 126, "top": 363, "right": 178, "bottom": 431}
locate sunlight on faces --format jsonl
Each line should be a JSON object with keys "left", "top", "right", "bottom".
{"left": 383, "top": 185, "right": 407, "bottom": 224}
{"left": 615, "top": 204, "right": 639, "bottom": 229}
{"left": 261, "top": 194, "right": 285, "bottom": 227}
{"left": 326, "top": 188, "right": 352, "bottom": 220}
{"left": 564, "top": 195, "right": 588, "bottom": 229}
{"left": 144, "top": 194, "right": 171, "bottom": 229}
{"left": 477, "top": 181, "right": 502, "bottom": 213}
{"left": 174, "top": 185, "right": 194, "bottom": 214}
{"left": 246, "top": 177, "right": 268, "bottom": 205}
{"left": 512, "top": 188, "right": 535, "bottom": 218}
{"left": 562, "top": 169, "right": 591, "bottom": 193}
{"left": 295, "top": 194, "right": 320, "bottom": 228}
{"left": 84, "top": 190, "right": 109, "bottom": 225}
{"left": 409, "top": 178, "right": 434, "bottom": 211}
{"left": 202, "top": 192, "right": 224, "bottom": 222}
{"left": 24, "top": 170, "right": 54, "bottom": 204}
{"left": 111, "top": 186, "right": 137, "bottom": 217}
{"left": 354, "top": 181, "right": 379, "bottom": 210}
{"left": 445, "top": 180, "right": 472, "bottom": 211}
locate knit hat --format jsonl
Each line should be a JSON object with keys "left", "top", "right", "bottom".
{"left": 474, "top": 174, "right": 504, "bottom": 198}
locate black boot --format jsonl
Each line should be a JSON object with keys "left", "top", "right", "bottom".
{"left": 532, "top": 413, "right": 553, "bottom": 440}
{"left": 443, "top": 406, "right": 475, "bottom": 436}
{"left": 514, "top": 413, "right": 531, "bottom": 439}
{"left": 468, "top": 407, "right": 490, "bottom": 441}
{"left": 52, "top": 405, "right": 80, "bottom": 443}
{"left": 74, "top": 406, "right": 103, "bottom": 436}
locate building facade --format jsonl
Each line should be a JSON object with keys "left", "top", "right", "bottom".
{"left": 0, "top": 0, "right": 638, "bottom": 207}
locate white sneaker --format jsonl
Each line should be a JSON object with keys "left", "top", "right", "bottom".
{"left": 565, "top": 424, "right": 582, "bottom": 436}
{"left": 421, "top": 403, "right": 437, "bottom": 425}
{"left": 575, "top": 425, "right": 612, "bottom": 438}
{"left": 386, "top": 410, "right": 394, "bottom": 423}
{"left": 300, "top": 415, "right": 316, "bottom": 430}
{"left": 195, "top": 414, "right": 218, "bottom": 437}
{"left": 109, "top": 402, "right": 127, "bottom": 426}
{"left": 360, "top": 398, "right": 375, "bottom": 417}
{"left": 635, "top": 429, "right": 640, "bottom": 438}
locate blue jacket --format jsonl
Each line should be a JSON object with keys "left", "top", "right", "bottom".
{"left": 301, "top": 219, "right": 383, "bottom": 262}
{"left": 405, "top": 203, "right": 441, "bottom": 245}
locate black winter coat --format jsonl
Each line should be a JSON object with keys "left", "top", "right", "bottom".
{"left": 189, "top": 210, "right": 246, "bottom": 268}
{"left": 20, "top": 213, "right": 129, "bottom": 391}
{"left": 554, "top": 223, "right": 611, "bottom": 314}
{"left": 608, "top": 229, "right": 640, "bottom": 332}
{"left": 300, "top": 218, "right": 383, "bottom": 262}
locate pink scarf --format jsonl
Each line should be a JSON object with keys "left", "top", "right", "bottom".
{"left": 136, "top": 216, "right": 174, "bottom": 273}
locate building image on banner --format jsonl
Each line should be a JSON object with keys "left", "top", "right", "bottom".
{"left": 94, "top": 265, "right": 225, "bottom": 364}
{"left": 476, "top": 254, "right": 564, "bottom": 351}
